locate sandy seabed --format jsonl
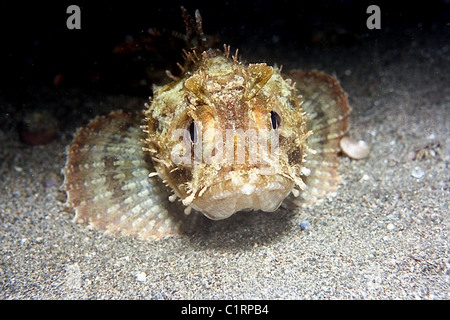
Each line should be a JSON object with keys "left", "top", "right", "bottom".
{"left": 1, "top": 23, "right": 449, "bottom": 299}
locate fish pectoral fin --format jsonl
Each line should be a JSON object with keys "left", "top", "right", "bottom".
{"left": 285, "top": 70, "right": 351, "bottom": 207}
{"left": 63, "top": 111, "right": 202, "bottom": 240}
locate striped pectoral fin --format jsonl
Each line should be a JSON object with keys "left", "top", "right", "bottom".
{"left": 62, "top": 111, "right": 201, "bottom": 240}
{"left": 285, "top": 70, "right": 351, "bottom": 207}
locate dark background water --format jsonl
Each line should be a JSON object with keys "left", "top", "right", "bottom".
{"left": 1, "top": 0, "right": 449, "bottom": 98}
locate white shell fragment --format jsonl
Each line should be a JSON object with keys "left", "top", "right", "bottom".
{"left": 411, "top": 167, "right": 425, "bottom": 179}
{"left": 340, "top": 137, "right": 370, "bottom": 160}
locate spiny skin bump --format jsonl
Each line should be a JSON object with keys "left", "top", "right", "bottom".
{"left": 62, "top": 13, "right": 351, "bottom": 240}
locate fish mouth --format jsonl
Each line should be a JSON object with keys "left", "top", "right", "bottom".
{"left": 189, "top": 173, "right": 294, "bottom": 220}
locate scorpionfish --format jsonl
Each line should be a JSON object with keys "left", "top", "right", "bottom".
{"left": 63, "top": 9, "right": 351, "bottom": 240}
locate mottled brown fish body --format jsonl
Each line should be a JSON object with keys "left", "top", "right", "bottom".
{"left": 63, "top": 12, "right": 351, "bottom": 240}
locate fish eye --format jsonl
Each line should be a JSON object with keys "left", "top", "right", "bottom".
{"left": 188, "top": 121, "right": 197, "bottom": 143}
{"left": 270, "top": 111, "right": 281, "bottom": 130}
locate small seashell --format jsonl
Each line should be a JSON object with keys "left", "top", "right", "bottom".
{"left": 340, "top": 137, "right": 370, "bottom": 160}
{"left": 411, "top": 167, "right": 425, "bottom": 179}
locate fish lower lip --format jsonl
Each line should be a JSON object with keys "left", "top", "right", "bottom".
{"left": 188, "top": 174, "right": 294, "bottom": 220}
